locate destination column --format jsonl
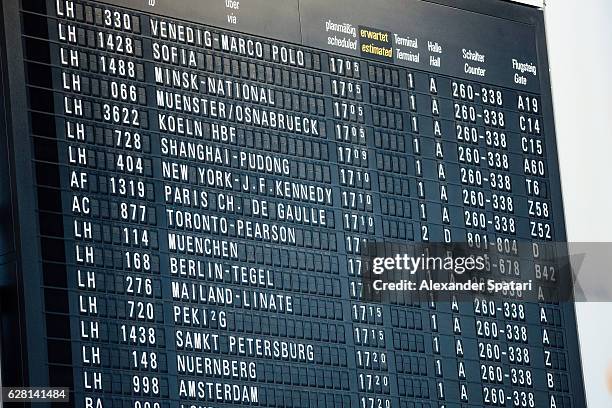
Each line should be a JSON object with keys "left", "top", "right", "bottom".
{"left": 148, "top": 14, "right": 354, "bottom": 405}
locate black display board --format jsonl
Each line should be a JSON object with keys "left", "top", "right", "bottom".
{"left": 0, "top": 0, "right": 587, "bottom": 407}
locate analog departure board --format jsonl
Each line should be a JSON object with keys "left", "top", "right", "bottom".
{"left": 0, "top": 0, "right": 587, "bottom": 407}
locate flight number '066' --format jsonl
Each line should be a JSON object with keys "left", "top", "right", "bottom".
{"left": 109, "top": 81, "right": 139, "bottom": 103}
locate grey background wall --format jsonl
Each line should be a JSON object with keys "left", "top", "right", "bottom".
{"left": 544, "top": 0, "right": 612, "bottom": 406}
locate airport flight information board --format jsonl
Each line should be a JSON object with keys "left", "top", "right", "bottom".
{"left": 0, "top": 0, "right": 587, "bottom": 407}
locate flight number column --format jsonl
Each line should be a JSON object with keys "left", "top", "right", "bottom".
{"left": 53, "top": 1, "right": 167, "bottom": 406}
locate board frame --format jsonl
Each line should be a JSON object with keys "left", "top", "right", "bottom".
{"left": 0, "top": 0, "right": 586, "bottom": 406}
